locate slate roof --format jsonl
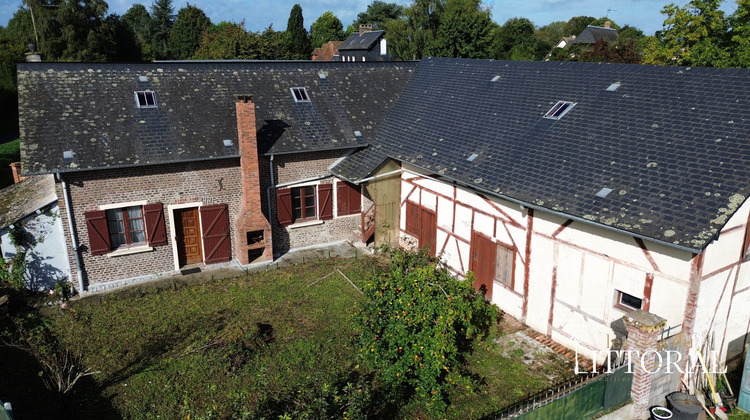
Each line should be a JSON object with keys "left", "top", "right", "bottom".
{"left": 0, "top": 175, "right": 57, "bottom": 228}
{"left": 570, "top": 26, "right": 618, "bottom": 44}
{"left": 339, "top": 31, "right": 384, "bottom": 51}
{"left": 333, "top": 57, "right": 750, "bottom": 252}
{"left": 18, "top": 61, "right": 415, "bottom": 174}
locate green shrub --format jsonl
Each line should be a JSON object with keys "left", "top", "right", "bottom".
{"left": 356, "top": 248, "right": 497, "bottom": 416}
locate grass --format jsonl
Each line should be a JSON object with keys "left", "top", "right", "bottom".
{"left": 0, "top": 138, "right": 20, "bottom": 189}
{"left": 1, "top": 256, "right": 575, "bottom": 419}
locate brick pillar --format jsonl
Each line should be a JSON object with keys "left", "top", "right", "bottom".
{"left": 624, "top": 310, "right": 667, "bottom": 420}
{"left": 9, "top": 162, "right": 27, "bottom": 183}
{"left": 235, "top": 94, "right": 273, "bottom": 264}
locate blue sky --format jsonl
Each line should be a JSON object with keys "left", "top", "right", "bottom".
{"left": 0, "top": 0, "right": 739, "bottom": 36}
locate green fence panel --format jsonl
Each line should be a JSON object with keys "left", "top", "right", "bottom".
{"left": 515, "top": 376, "right": 606, "bottom": 420}
{"left": 604, "top": 365, "right": 632, "bottom": 410}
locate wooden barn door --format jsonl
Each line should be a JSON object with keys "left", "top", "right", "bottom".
{"left": 419, "top": 208, "right": 437, "bottom": 257}
{"left": 175, "top": 207, "right": 203, "bottom": 266}
{"left": 471, "top": 232, "right": 496, "bottom": 299}
{"left": 200, "top": 204, "right": 232, "bottom": 265}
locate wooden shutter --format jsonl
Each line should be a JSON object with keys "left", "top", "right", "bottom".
{"left": 336, "top": 182, "right": 350, "bottom": 215}
{"left": 200, "top": 204, "right": 232, "bottom": 264}
{"left": 405, "top": 202, "right": 419, "bottom": 235}
{"left": 318, "top": 183, "right": 333, "bottom": 220}
{"left": 144, "top": 202, "right": 167, "bottom": 247}
{"left": 277, "top": 188, "right": 293, "bottom": 226}
{"left": 85, "top": 210, "right": 111, "bottom": 256}
{"left": 349, "top": 184, "right": 362, "bottom": 214}
{"left": 420, "top": 208, "right": 437, "bottom": 257}
{"left": 495, "top": 244, "right": 514, "bottom": 287}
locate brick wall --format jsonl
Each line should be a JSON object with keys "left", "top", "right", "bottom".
{"left": 58, "top": 158, "right": 242, "bottom": 288}
{"left": 263, "top": 150, "right": 372, "bottom": 253}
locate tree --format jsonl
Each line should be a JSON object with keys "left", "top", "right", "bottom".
{"left": 169, "top": 4, "right": 211, "bottom": 59}
{"left": 535, "top": 20, "right": 566, "bottom": 46}
{"left": 431, "top": 0, "right": 494, "bottom": 58}
{"left": 310, "top": 11, "right": 344, "bottom": 49}
{"left": 150, "top": 0, "right": 174, "bottom": 59}
{"left": 100, "top": 14, "right": 143, "bottom": 62}
{"left": 729, "top": 0, "right": 750, "bottom": 66}
{"left": 123, "top": 4, "right": 153, "bottom": 60}
{"left": 5, "top": 0, "right": 65, "bottom": 60}
{"left": 492, "top": 17, "right": 537, "bottom": 60}
{"left": 642, "top": 0, "right": 730, "bottom": 67}
{"left": 563, "top": 16, "right": 597, "bottom": 37}
{"left": 357, "top": 248, "right": 497, "bottom": 416}
{"left": 285, "top": 4, "right": 311, "bottom": 59}
{"left": 194, "top": 21, "right": 260, "bottom": 60}
{"left": 353, "top": 1, "right": 404, "bottom": 29}
{"left": 258, "top": 25, "right": 293, "bottom": 60}
{"left": 55, "top": 0, "right": 112, "bottom": 61}
{"left": 385, "top": 0, "right": 443, "bottom": 60}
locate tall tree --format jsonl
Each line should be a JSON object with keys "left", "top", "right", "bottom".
{"left": 123, "top": 4, "right": 153, "bottom": 59}
{"left": 150, "top": 0, "right": 174, "bottom": 59}
{"left": 642, "top": 0, "right": 730, "bottom": 67}
{"left": 6, "top": 0, "right": 64, "bottom": 60}
{"left": 55, "top": 0, "right": 111, "bottom": 61}
{"left": 353, "top": 1, "right": 404, "bottom": 30}
{"left": 492, "top": 17, "right": 537, "bottom": 60}
{"left": 100, "top": 14, "right": 143, "bottom": 62}
{"left": 310, "top": 11, "right": 344, "bottom": 49}
{"left": 431, "top": 0, "right": 494, "bottom": 58}
{"left": 386, "top": 0, "right": 443, "bottom": 60}
{"left": 285, "top": 4, "right": 311, "bottom": 59}
{"left": 563, "top": 15, "right": 596, "bottom": 37}
{"left": 535, "top": 20, "right": 566, "bottom": 46}
{"left": 729, "top": 0, "right": 750, "bottom": 66}
{"left": 169, "top": 4, "right": 211, "bottom": 59}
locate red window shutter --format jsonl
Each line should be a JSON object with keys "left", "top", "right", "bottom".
{"left": 200, "top": 204, "right": 232, "bottom": 264}
{"left": 144, "top": 202, "right": 167, "bottom": 247}
{"left": 405, "top": 202, "right": 419, "bottom": 235}
{"left": 277, "top": 188, "right": 293, "bottom": 226}
{"left": 319, "top": 183, "right": 333, "bottom": 220}
{"left": 336, "top": 182, "right": 349, "bottom": 215}
{"left": 85, "top": 210, "right": 111, "bottom": 256}
{"left": 349, "top": 183, "right": 362, "bottom": 214}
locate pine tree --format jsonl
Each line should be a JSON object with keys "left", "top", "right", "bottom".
{"left": 285, "top": 4, "right": 311, "bottom": 60}
{"left": 310, "top": 11, "right": 344, "bottom": 49}
{"left": 169, "top": 4, "right": 211, "bottom": 59}
{"left": 150, "top": 0, "right": 174, "bottom": 59}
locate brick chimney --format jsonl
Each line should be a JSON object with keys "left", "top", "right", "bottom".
{"left": 9, "top": 162, "right": 27, "bottom": 183}
{"left": 604, "top": 21, "right": 612, "bottom": 29}
{"left": 235, "top": 95, "right": 273, "bottom": 265}
{"left": 359, "top": 24, "right": 373, "bottom": 35}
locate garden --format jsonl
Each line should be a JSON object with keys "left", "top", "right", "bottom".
{"left": 0, "top": 249, "right": 574, "bottom": 419}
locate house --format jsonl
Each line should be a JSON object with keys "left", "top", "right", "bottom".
{"left": 331, "top": 58, "right": 750, "bottom": 373}
{"left": 0, "top": 174, "right": 70, "bottom": 290}
{"left": 338, "top": 25, "right": 389, "bottom": 62}
{"left": 312, "top": 41, "right": 343, "bottom": 61}
{"left": 546, "top": 22, "right": 618, "bottom": 59}
{"left": 17, "top": 57, "right": 750, "bottom": 379}
{"left": 17, "top": 61, "right": 415, "bottom": 293}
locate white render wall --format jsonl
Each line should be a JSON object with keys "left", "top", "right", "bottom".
{"left": 0, "top": 203, "right": 71, "bottom": 291}
{"left": 399, "top": 166, "right": 695, "bottom": 358}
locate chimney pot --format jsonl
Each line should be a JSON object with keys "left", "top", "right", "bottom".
{"left": 605, "top": 21, "right": 612, "bottom": 29}
{"left": 359, "top": 24, "right": 373, "bottom": 35}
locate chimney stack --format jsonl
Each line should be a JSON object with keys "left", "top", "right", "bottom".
{"left": 604, "top": 21, "right": 612, "bottom": 29}
{"left": 359, "top": 24, "right": 373, "bottom": 35}
{"left": 9, "top": 162, "right": 27, "bottom": 183}
{"left": 25, "top": 44, "right": 41, "bottom": 62}
{"left": 235, "top": 95, "right": 273, "bottom": 265}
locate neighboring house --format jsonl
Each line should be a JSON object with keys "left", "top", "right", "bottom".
{"left": 312, "top": 41, "right": 343, "bottom": 61}
{"left": 0, "top": 175, "right": 71, "bottom": 290}
{"left": 338, "top": 25, "right": 389, "bottom": 62}
{"left": 331, "top": 57, "right": 750, "bottom": 371}
{"left": 546, "top": 22, "right": 618, "bottom": 59}
{"left": 17, "top": 61, "right": 415, "bottom": 293}
{"left": 17, "top": 56, "right": 750, "bottom": 377}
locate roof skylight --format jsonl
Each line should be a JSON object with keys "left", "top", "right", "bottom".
{"left": 135, "top": 91, "right": 157, "bottom": 108}
{"left": 291, "top": 87, "right": 310, "bottom": 102}
{"left": 467, "top": 153, "right": 478, "bottom": 162}
{"left": 606, "top": 82, "right": 621, "bottom": 91}
{"left": 491, "top": 75, "right": 501, "bottom": 82}
{"left": 595, "top": 188, "right": 612, "bottom": 198}
{"left": 544, "top": 101, "right": 575, "bottom": 120}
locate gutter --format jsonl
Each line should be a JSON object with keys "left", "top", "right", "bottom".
{"left": 354, "top": 169, "right": 402, "bottom": 185}
{"left": 396, "top": 160, "right": 703, "bottom": 255}
{"left": 57, "top": 172, "right": 85, "bottom": 294}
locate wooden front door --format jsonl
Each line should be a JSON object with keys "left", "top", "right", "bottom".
{"left": 419, "top": 208, "right": 437, "bottom": 257}
{"left": 471, "top": 232, "right": 496, "bottom": 299}
{"left": 175, "top": 207, "right": 203, "bottom": 266}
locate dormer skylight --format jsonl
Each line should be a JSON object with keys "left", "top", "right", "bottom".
{"left": 544, "top": 101, "right": 575, "bottom": 120}
{"left": 135, "top": 91, "right": 157, "bottom": 108}
{"left": 291, "top": 87, "right": 310, "bottom": 102}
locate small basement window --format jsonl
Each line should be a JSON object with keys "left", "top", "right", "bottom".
{"left": 544, "top": 101, "right": 575, "bottom": 120}
{"left": 291, "top": 87, "right": 310, "bottom": 102}
{"left": 135, "top": 91, "right": 157, "bottom": 108}
{"left": 615, "top": 290, "right": 643, "bottom": 311}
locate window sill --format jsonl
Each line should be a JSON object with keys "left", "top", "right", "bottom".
{"left": 289, "top": 220, "right": 324, "bottom": 229}
{"left": 613, "top": 303, "right": 639, "bottom": 313}
{"left": 106, "top": 245, "right": 154, "bottom": 257}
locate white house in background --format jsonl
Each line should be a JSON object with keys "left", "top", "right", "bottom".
{"left": 332, "top": 57, "right": 750, "bottom": 372}
{"left": 0, "top": 175, "right": 71, "bottom": 290}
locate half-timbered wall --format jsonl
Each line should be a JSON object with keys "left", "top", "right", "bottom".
{"left": 398, "top": 165, "right": 698, "bottom": 359}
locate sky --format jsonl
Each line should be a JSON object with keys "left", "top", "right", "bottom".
{"left": 0, "top": 0, "right": 740, "bottom": 36}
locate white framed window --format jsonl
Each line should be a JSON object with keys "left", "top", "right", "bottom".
{"left": 290, "top": 87, "right": 310, "bottom": 102}
{"left": 135, "top": 91, "right": 157, "bottom": 108}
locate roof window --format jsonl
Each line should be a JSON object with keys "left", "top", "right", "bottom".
{"left": 135, "top": 91, "right": 157, "bottom": 108}
{"left": 544, "top": 101, "right": 575, "bottom": 120}
{"left": 606, "top": 82, "right": 621, "bottom": 91}
{"left": 291, "top": 87, "right": 310, "bottom": 102}
{"left": 490, "top": 75, "right": 501, "bottom": 82}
